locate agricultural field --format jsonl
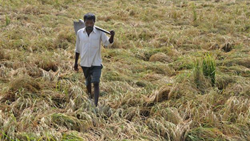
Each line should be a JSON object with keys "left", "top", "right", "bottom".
{"left": 0, "top": 0, "right": 250, "bottom": 140}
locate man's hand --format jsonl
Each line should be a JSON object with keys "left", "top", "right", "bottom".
{"left": 74, "top": 64, "right": 79, "bottom": 72}
{"left": 110, "top": 30, "right": 115, "bottom": 37}
{"left": 109, "top": 30, "right": 115, "bottom": 44}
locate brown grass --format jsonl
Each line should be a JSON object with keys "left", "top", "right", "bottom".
{"left": 0, "top": 0, "right": 250, "bottom": 140}
{"left": 9, "top": 75, "right": 41, "bottom": 93}
{"left": 149, "top": 52, "right": 172, "bottom": 63}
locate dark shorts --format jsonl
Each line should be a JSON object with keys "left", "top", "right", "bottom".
{"left": 81, "top": 65, "right": 103, "bottom": 86}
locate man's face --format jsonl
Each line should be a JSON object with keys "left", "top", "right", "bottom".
{"left": 85, "top": 19, "right": 95, "bottom": 31}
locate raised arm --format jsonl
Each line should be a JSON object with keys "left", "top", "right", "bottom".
{"left": 101, "top": 30, "right": 115, "bottom": 47}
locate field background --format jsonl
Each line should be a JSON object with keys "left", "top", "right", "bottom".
{"left": 0, "top": 0, "right": 250, "bottom": 140}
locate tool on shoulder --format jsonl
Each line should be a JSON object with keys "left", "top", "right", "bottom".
{"left": 73, "top": 19, "right": 110, "bottom": 35}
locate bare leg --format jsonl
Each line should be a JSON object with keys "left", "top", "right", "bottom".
{"left": 94, "top": 82, "right": 100, "bottom": 106}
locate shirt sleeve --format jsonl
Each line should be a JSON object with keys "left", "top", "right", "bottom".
{"left": 101, "top": 32, "right": 113, "bottom": 48}
{"left": 75, "top": 32, "right": 80, "bottom": 53}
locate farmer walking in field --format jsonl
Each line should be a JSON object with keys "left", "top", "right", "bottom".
{"left": 74, "top": 13, "right": 115, "bottom": 106}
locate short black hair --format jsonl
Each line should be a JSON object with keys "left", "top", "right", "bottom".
{"left": 84, "top": 13, "right": 96, "bottom": 22}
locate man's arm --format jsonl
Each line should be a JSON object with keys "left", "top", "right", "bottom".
{"left": 101, "top": 30, "right": 115, "bottom": 47}
{"left": 74, "top": 32, "right": 80, "bottom": 71}
{"left": 74, "top": 52, "right": 79, "bottom": 71}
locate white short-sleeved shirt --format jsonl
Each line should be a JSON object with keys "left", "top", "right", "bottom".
{"left": 75, "top": 26, "right": 112, "bottom": 67}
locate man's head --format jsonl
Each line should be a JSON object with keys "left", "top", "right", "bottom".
{"left": 84, "top": 13, "right": 95, "bottom": 31}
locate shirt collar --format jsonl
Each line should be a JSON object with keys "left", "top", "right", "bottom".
{"left": 93, "top": 26, "right": 97, "bottom": 33}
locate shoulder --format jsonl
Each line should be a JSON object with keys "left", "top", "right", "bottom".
{"left": 77, "top": 28, "right": 85, "bottom": 36}
{"left": 98, "top": 29, "right": 106, "bottom": 37}
{"left": 94, "top": 26, "right": 102, "bottom": 35}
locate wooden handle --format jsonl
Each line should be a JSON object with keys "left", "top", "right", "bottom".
{"left": 95, "top": 26, "right": 110, "bottom": 35}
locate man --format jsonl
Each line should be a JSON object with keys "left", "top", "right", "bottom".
{"left": 74, "top": 13, "right": 115, "bottom": 107}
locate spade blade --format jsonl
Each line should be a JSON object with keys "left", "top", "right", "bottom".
{"left": 73, "top": 19, "right": 85, "bottom": 35}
